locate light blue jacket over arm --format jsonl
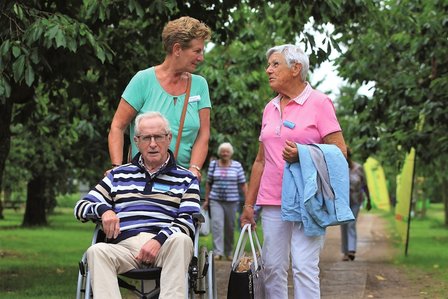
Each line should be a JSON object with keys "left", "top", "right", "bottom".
{"left": 282, "top": 144, "right": 354, "bottom": 237}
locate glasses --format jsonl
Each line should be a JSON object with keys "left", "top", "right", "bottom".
{"left": 136, "top": 133, "right": 169, "bottom": 143}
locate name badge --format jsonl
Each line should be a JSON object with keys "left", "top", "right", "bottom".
{"left": 152, "top": 182, "right": 170, "bottom": 192}
{"left": 188, "top": 95, "right": 201, "bottom": 103}
{"left": 283, "top": 120, "right": 296, "bottom": 129}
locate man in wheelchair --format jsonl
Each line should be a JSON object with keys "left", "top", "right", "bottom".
{"left": 74, "top": 111, "right": 201, "bottom": 298}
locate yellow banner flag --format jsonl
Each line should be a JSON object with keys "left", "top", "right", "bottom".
{"left": 395, "top": 148, "right": 416, "bottom": 246}
{"left": 363, "top": 157, "right": 390, "bottom": 212}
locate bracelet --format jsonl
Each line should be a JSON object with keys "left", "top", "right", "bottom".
{"left": 243, "top": 204, "right": 254, "bottom": 209}
{"left": 190, "top": 164, "right": 201, "bottom": 172}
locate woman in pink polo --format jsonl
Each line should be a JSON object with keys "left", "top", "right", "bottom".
{"left": 241, "top": 44, "right": 347, "bottom": 299}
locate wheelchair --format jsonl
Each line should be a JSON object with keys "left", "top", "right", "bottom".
{"left": 76, "top": 213, "right": 217, "bottom": 299}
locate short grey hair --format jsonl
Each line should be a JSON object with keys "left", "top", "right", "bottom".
{"left": 266, "top": 44, "right": 309, "bottom": 81}
{"left": 134, "top": 111, "right": 171, "bottom": 136}
{"left": 217, "top": 142, "right": 234, "bottom": 156}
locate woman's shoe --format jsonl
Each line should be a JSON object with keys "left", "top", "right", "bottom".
{"left": 342, "top": 254, "right": 350, "bottom": 261}
{"left": 348, "top": 251, "right": 356, "bottom": 261}
{"left": 214, "top": 255, "right": 222, "bottom": 261}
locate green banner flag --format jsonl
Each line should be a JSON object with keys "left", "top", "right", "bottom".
{"left": 395, "top": 148, "right": 416, "bottom": 255}
{"left": 363, "top": 157, "right": 390, "bottom": 212}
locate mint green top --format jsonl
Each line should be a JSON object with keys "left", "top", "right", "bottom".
{"left": 122, "top": 67, "right": 211, "bottom": 168}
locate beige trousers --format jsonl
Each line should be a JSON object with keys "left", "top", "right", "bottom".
{"left": 86, "top": 232, "right": 193, "bottom": 299}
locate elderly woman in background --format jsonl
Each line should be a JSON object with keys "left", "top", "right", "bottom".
{"left": 241, "top": 44, "right": 347, "bottom": 298}
{"left": 341, "top": 147, "right": 371, "bottom": 261}
{"left": 203, "top": 142, "right": 248, "bottom": 260}
{"left": 108, "top": 16, "right": 212, "bottom": 179}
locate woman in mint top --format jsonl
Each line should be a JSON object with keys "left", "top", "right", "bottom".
{"left": 108, "top": 16, "right": 212, "bottom": 179}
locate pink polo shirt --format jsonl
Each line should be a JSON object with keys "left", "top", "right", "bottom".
{"left": 257, "top": 83, "right": 342, "bottom": 206}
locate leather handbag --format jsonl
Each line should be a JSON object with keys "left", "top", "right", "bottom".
{"left": 227, "top": 224, "right": 265, "bottom": 299}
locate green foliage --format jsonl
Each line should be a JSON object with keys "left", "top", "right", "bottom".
{"left": 334, "top": 1, "right": 448, "bottom": 221}
{"left": 0, "top": 1, "right": 114, "bottom": 99}
{"left": 55, "top": 192, "right": 81, "bottom": 208}
{"left": 334, "top": 0, "right": 448, "bottom": 161}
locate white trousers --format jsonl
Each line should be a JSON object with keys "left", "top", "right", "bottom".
{"left": 86, "top": 232, "right": 193, "bottom": 299}
{"left": 262, "top": 206, "right": 325, "bottom": 299}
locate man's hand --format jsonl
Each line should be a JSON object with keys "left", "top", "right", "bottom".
{"left": 135, "top": 239, "right": 162, "bottom": 265}
{"left": 101, "top": 210, "right": 121, "bottom": 239}
{"left": 282, "top": 140, "right": 299, "bottom": 163}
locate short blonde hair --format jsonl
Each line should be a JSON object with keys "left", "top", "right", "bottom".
{"left": 162, "top": 16, "right": 211, "bottom": 53}
{"left": 217, "top": 142, "right": 234, "bottom": 156}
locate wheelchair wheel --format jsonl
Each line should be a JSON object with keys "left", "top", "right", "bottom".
{"left": 193, "top": 246, "right": 216, "bottom": 299}
{"left": 194, "top": 246, "right": 207, "bottom": 299}
{"left": 76, "top": 254, "right": 93, "bottom": 298}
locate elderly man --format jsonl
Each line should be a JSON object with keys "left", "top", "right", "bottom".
{"left": 74, "top": 111, "right": 200, "bottom": 299}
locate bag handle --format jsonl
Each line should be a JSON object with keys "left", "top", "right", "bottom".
{"left": 209, "top": 159, "right": 217, "bottom": 185}
{"left": 231, "top": 223, "right": 263, "bottom": 271}
{"left": 174, "top": 73, "right": 192, "bottom": 159}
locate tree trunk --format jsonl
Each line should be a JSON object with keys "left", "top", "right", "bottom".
{"left": 443, "top": 179, "right": 448, "bottom": 226}
{"left": 0, "top": 196, "right": 3, "bottom": 219}
{"left": 1, "top": 85, "right": 34, "bottom": 220}
{"left": 22, "top": 176, "right": 48, "bottom": 226}
{"left": 0, "top": 98, "right": 13, "bottom": 220}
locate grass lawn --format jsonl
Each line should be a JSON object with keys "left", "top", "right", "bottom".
{"left": 0, "top": 208, "right": 92, "bottom": 298}
{"left": 384, "top": 203, "right": 448, "bottom": 297}
{"left": 1, "top": 201, "right": 446, "bottom": 298}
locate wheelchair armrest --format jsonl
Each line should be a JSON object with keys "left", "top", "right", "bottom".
{"left": 192, "top": 212, "right": 205, "bottom": 224}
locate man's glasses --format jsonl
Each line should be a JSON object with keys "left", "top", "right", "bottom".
{"left": 136, "top": 134, "right": 169, "bottom": 143}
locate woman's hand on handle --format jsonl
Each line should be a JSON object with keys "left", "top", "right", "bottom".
{"left": 240, "top": 205, "right": 256, "bottom": 230}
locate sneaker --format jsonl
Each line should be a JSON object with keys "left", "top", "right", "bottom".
{"left": 214, "top": 255, "right": 222, "bottom": 261}
{"left": 226, "top": 255, "right": 233, "bottom": 261}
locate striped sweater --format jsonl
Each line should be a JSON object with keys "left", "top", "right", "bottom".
{"left": 74, "top": 150, "right": 200, "bottom": 245}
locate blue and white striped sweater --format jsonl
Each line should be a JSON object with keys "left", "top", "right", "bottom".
{"left": 74, "top": 151, "right": 200, "bottom": 245}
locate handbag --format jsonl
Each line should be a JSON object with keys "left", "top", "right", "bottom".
{"left": 227, "top": 224, "right": 265, "bottom": 299}
{"left": 173, "top": 73, "right": 192, "bottom": 159}
{"left": 199, "top": 207, "right": 210, "bottom": 236}
{"left": 208, "top": 159, "right": 217, "bottom": 185}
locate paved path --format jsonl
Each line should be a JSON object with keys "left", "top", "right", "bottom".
{"left": 214, "top": 212, "right": 426, "bottom": 299}
{"left": 320, "top": 212, "right": 395, "bottom": 299}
